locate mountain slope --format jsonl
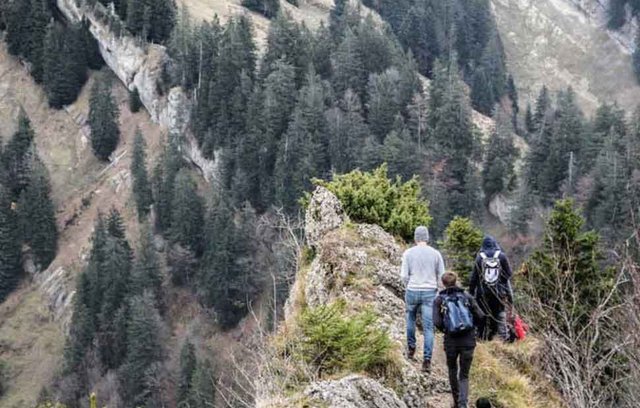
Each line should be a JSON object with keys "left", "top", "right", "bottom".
{"left": 492, "top": 0, "right": 640, "bottom": 114}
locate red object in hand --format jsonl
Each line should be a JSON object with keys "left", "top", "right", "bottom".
{"left": 514, "top": 315, "right": 528, "bottom": 340}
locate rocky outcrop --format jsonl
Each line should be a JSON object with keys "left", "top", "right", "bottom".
{"left": 570, "top": 0, "right": 638, "bottom": 52}
{"left": 55, "top": 0, "right": 215, "bottom": 179}
{"left": 304, "top": 375, "right": 407, "bottom": 408}
{"left": 266, "top": 187, "right": 451, "bottom": 408}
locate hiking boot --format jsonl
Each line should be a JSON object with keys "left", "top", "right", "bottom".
{"left": 421, "top": 359, "right": 431, "bottom": 373}
{"left": 406, "top": 346, "right": 416, "bottom": 361}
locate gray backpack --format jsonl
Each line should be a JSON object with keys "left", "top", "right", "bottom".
{"left": 480, "top": 251, "right": 502, "bottom": 286}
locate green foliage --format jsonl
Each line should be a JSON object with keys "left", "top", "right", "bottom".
{"left": 126, "top": 0, "right": 176, "bottom": 43}
{"left": 43, "top": 22, "right": 88, "bottom": 109}
{"left": 89, "top": 76, "right": 121, "bottom": 161}
{"left": 442, "top": 217, "right": 483, "bottom": 285}
{"left": 242, "top": 0, "right": 280, "bottom": 18}
{"left": 482, "top": 108, "right": 518, "bottom": 206}
{"left": 522, "top": 200, "right": 616, "bottom": 325}
{"left": 199, "top": 199, "right": 263, "bottom": 329}
{"left": 17, "top": 159, "right": 58, "bottom": 269}
{"left": 177, "top": 339, "right": 197, "bottom": 406}
{"left": 131, "top": 128, "right": 152, "bottom": 220}
{"left": 188, "top": 358, "right": 216, "bottom": 408}
{"left": 313, "top": 164, "right": 431, "bottom": 241}
{"left": 5, "top": 0, "right": 50, "bottom": 83}
{"left": 121, "top": 293, "right": 164, "bottom": 407}
{"left": 130, "top": 223, "right": 164, "bottom": 312}
{"left": 0, "top": 184, "right": 22, "bottom": 302}
{"left": 129, "top": 88, "right": 142, "bottom": 113}
{"left": 2, "top": 111, "right": 35, "bottom": 197}
{"left": 296, "top": 300, "right": 393, "bottom": 376}
{"left": 169, "top": 169, "right": 205, "bottom": 254}
{"left": 152, "top": 134, "right": 184, "bottom": 233}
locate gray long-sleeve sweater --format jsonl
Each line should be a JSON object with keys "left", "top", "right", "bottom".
{"left": 400, "top": 244, "right": 445, "bottom": 290}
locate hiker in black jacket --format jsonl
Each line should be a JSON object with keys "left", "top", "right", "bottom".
{"left": 469, "top": 236, "right": 513, "bottom": 341}
{"left": 434, "top": 272, "right": 485, "bottom": 408}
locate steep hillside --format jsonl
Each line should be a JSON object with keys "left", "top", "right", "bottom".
{"left": 0, "top": 40, "right": 167, "bottom": 407}
{"left": 257, "top": 187, "right": 564, "bottom": 408}
{"left": 492, "top": 0, "right": 640, "bottom": 114}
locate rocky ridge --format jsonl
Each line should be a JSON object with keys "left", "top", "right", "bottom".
{"left": 261, "top": 187, "right": 452, "bottom": 408}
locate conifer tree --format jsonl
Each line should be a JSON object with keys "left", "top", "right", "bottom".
{"left": 326, "top": 89, "right": 369, "bottom": 173}
{"left": 43, "top": 22, "right": 88, "bottom": 109}
{"left": 332, "top": 29, "right": 367, "bottom": 98}
{"left": 24, "top": 0, "right": 49, "bottom": 83}
{"left": 169, "top": 169, "right": 205, "bottom": 254}
{"left": 17, "top": 159, "right": 58, "bottom": 269}
{"left": 260, "top": 12, "right": 308, "bottom": 83}
{"left": 126, "top": 0, "right": 176, "bottom": 43}
{"left": 152, "top": 135, "right": 183, "bottom": 233}
{"left": 81, "top": 19, "right": 104, "bottom": 70}
{"left": 241, "top": 0, "right": 280, "bottom": 18}
{"left": 367, "top": 68, "right": 403, "bottom": 142}
{"left": 189, "top": 359, "right": 215, "bottom": 408}
{"left": 129, "top": 88, "right": 142, "bottom": 113}
{"left": 381, "top": 119, "right": 420, "bottom": 180}
{"left": 177, "top": 339, "right": 197, "bottom": 406}
{"left": 131, "top": 128, "right": 152, "bottom": 220}
{"left": 274, "top": 69, "right": 330, "bottom": 212}
{"left": 131, "top": 223, "right": 164, "bottom": 312}
{"left": 0, "top": 182, "right": 21, "bottom": 303}
{"left": 2, "top": 111, "right": 35, "bottom": 198}
{"left": 442, "top": 216, "right": 483, "bottom": 285}
{"left": 524, "top": 102, "right": 535, "bottom": 134}
{"left": 482, "top": 108, "right": 518, "bottom": 206}
{"left": 121, "top": 294, "right": 164, "bottom": 407}
{"left": 89, "top": 76, "right": 121, "bottom": 161}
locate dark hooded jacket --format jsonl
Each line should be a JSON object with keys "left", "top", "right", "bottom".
{"left": 469, "top": 236, "right": 513, "bottom": 303}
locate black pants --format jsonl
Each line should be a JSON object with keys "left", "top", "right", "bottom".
{"left": 476, "top": 294, "right": 509, "bottom": 341}
{"left": 445, "top": 346, "right": 474, "bottom": 408}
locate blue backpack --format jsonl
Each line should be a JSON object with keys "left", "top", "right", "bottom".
{"left": 441, "top": 292, "right": 475, "bottom": 334}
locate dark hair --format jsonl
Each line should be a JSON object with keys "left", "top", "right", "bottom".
{"left": 476, "top": 397, "right": 492, "bottom": 408}
{"left": 442, "top": 272, "right": 458, "bottom": 288}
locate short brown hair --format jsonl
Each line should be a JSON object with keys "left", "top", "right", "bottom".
{"left": 442, "top": 272, "right": 458, "bottom": 288}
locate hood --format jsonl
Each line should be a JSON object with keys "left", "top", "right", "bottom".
{"left": 480, "top": 235, "right": 501, "bottom": 254}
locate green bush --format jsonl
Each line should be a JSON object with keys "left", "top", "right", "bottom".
{"left": 129, "top": 87, "right": 142, "bottom": 113}
{"left": 442, "top": 216, "right": 483, "bottom": 285}
{"left": 313, "top": 164, "right": 431, "bottom": 241}
{"left": 297, "top": 300, "right": 393, "bottom": 376}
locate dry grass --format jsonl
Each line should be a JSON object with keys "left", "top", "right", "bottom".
{"left": 0, "top": 285, "right": 65, "bottom": 408}
{"left": 470, "top": 338, "right": 564, "bottom": 408}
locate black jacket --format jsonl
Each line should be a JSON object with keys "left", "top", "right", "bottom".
{"left": 433, "top": 287, "right": 485, "bottom": 350}
{"left": 469, "top": 236, "right": 513, "bottom": 302}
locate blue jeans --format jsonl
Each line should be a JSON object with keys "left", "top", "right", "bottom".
{"left": 405, "top": 289, "right": 437, "bottom": 361}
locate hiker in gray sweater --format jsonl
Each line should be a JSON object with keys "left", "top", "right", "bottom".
{"left": 401, "top": 226, "right": 445, "bottom": 373}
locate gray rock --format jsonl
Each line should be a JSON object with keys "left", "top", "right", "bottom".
{"left": 304, "top": 375, "right": 408, "bottom": 408}
{"left": 305, "top": 186, "right": 346, "bottom": 248}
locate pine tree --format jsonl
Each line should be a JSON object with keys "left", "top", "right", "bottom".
{"left": 121, "top": 294, "right": 164, "bottom": 407}
{"left": 532, "top": 85, "right": 551, "bottom": 134}
{"left": 17, "top": 159, "right": 58, "bottom": 269}
{"left": 81, "top": 19, "right": 104, "bottom": 70}
{"left": 0, "top": 182, "right": 21, "bottom": 303}
{"left": 608, "top": 0, "right": 627, "bottom": 29}
{"left": 89, "top": 76, "right": 121, "bottom": 161}
{"left": 260, "top": 12, "right": 309, "bottom": 83}
{"left": 169, "top": 169, "right": 205, "bottom": 254}
{"left": 381, "top": 119, "right": 420, "bottom": 180}
{"left": 442, "top": 216, "right": 483, "bottom": 285}
{"left": 332, "top": 29, "right": 367, "bottom": 98}
{"left": 274, "top": 69, "right": 330, "bottom": 212}
{"left": 25, "top": 0, "right": 49, "bottom": 83}
{"left": 241, "top": 0, "right": 280, "bottom": 18}
{"left": 507, "top": 74, "right": 519, "bottom": 129}
{"left": 177, "top": 339, "right": 197, "bottom": 406}
{"left": 329, "top": 0, "right": 348, "bottom": 40}
{"left": 131, "top": 128, "right": 152, "bottom": 220}
{"left": 126, "top": 0, "right": 176, "bottom": 43}
{"left": 470, "top": 29, "right": 507, "bottom": 116}
{"left": 482, "top": 108, "right": 518, "bottom": 206}
{"left": 189, "top": 359, "right": 215, "bottom": 408}
{"left": 367, "top": 68, "right": 403, "bottom": 142}
{"left": 129, "top": 88, "right": 142, "bottom": 113}
{"left": 43, "top": 22, "right": 88, "bottom": 109}
{"left": 152, "top": 135, "right": 183, "bottom": 233}
{"left": 2, "top": 111, "right": 35, "bottom": 198}
{"left": 63, "top": 271, "right": 95, "bottom": 371}
{"left": 326, "top": 89, "right": 369, "bottom": 174}
{"left": 131, "top": 223, "right": 164, "bottom": 312}
{"left": 524, "top": 102, "right": 534, "bottom": 134}
{"left": 634, "top": 29, "right": 640, "bottom": 83}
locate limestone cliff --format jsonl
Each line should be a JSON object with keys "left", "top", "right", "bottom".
{"left": 55, "top": 0, "right": 216, "bottom": 179}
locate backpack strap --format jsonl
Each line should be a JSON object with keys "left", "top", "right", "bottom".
{"left": 493, "top": 250, "right": 501, "bottom": 260}
{"left": 479, "top": 252, "right": 487, "bottom": 260}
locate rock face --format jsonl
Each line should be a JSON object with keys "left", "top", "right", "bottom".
{"left": 268, "top": 187, "right": 451, "bottom": 408}
{"left": 304, "top": 375, "right": 408, "bottom": 408}
{"left": 55, "top": 0, "right": 214, "bottom": 178}
{"left": 491, "top": 0, "right": 640, "bottom": 115}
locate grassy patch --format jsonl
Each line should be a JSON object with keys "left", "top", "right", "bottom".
{"left": 470, "top": 340, "right": 563, "bottom": 408}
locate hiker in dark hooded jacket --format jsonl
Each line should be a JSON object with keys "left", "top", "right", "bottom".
{"left": 434, "top": 272, "right": 485, "bottom": 408}
{"left": 469, "top": 236, "right": 513, "bottom": 341}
